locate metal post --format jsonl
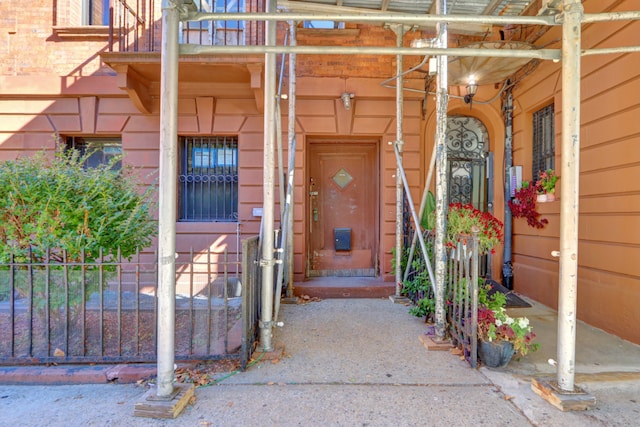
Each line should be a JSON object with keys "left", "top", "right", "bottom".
{"left": 286, "top": 21, "right": 297, "bottom": 298}
{"left": 156, "top": 0, "right": 179, "bottom": 398}
{"left": 394, "top": 24, "right": 405, "bottom": 297}
{"left": 557, "top": 0, "right": 583, "bottom": 392}
{"left": 434, "top": 0, "right": 449, "bottom": 340}
{"left": 502, "top": 90, "right": 514, "bottom": 290}
{"left": 259, "top": 0, "right": 277, "bottom": 352}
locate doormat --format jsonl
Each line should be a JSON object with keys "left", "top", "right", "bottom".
{"left": 485, "top": 279, "right": 532, "bottom": 308}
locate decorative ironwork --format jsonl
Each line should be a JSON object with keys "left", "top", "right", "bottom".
{"left": 179, "top": 136, "right": 239, "bottom": 221}
{"left": 446, "top": 116, "right": 488, "bottom": 207}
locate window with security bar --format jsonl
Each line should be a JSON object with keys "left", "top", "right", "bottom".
{"left": 66, "top": 137, "right": 122, "bottom": 170}
{"left": 532, "top": 104, "right": 555, "bottom": 177}
{"left": 179, "top": 136, "right": 238, "bottom": 222}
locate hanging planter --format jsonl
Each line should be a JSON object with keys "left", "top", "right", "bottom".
{"left": 508, "top": 182, "right": 548, "bottom": 228}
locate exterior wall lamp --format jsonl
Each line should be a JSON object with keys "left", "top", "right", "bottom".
{"left": 464, "top": 76, "right": 478, "bottom": 109}
{"left": 341, "top": 92, "right": 355, "bottom": 110}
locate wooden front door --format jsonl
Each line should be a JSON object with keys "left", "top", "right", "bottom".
{"left": 307, "top": 142, "right": 378, "bottom": 277}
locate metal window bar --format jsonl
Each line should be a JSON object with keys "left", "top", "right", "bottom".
{"left": 180, "top": 136, "right": 239, "bottom": 222}
{"left": 532, "top": 103, "right": 555, "bottom": 176}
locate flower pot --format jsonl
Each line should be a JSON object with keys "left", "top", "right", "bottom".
{"left": 536, "top": 193, "right": 547, "bottom": 203}
{"left": 478, "top": 340, "right": 514, "bottom": 368}
{"left": 545, "top": 192, "right": 556, "bottom": 202}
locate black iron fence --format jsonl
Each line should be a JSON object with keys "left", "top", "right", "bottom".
{"left": 446, "top": 233, "right": 480, "bottom": 368}
{"left": 0, "top": 239, "right": 261, "bottom": 368}
{"left": 401, "top": 223, "right": 480, "bottom": 368}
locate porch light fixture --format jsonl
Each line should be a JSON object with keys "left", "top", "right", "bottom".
{"left": 341, "top": 92, "right": 354, "bottom": 110}
{"left": 464, "top": 76, "right": 478, "bottom": 109}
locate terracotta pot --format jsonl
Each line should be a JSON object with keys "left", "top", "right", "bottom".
{"left": 478, "top": 340, "right": 514, "bottom": 368}
{"left": 536, "top": 193, "right": 547, "bottom": 203}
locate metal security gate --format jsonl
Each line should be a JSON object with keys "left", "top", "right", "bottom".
{"left": 0, "top": 242, "right": 260, "bottom": 367}
{"left": 446, "top": 116, "right": 489, "bottom": 210}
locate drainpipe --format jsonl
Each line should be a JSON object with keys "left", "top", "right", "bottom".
{"left": 394, "top": 24, "right": 405, "bottom": 298}
{"left": 259, "top": 0, "right": 277, "bottom": 353}
{"left": 502, "top": 89, "right": 514, "bottom": 290}
{"left": 434, "top": 0, "right": 449, "bottom": 340}
{"left": 556, "top": 0, "right": 583, "bottom": 392}
{"left": 156, "top": 0, "right": 179, "bottom": 398}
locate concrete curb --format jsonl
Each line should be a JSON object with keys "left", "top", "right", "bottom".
{"left": 0, "top": 364, "right": 157, "bottom": 385}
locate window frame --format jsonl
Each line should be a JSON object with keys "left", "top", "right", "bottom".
{"left": 65, "top": 136, "right": 122, "bottom": 170}
{"left": 179, "top": 136, "right": 239, "bottom": 222}
{"left": 532, "top": 103, "right": 555, "bottom": 178}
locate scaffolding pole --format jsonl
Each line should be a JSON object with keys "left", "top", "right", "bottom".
{"left": 394, "top": 24, "right": 404, "bottom": 298}
{"left": 259, "top": 0, "right": 277, "bottom": 353}
{"left": 434, "top": 0, "right": 449, "bottom": 341}
{"left": 156, "top": 0, "right": 179, "bottom": 398}
{"left": 286, "top": 21, "right": 297, "bottom": 299}
{"left": 557, "top": 0, "right": 583, "bottom": 392}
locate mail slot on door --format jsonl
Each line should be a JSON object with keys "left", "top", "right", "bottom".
{"left": 334, "top": 228, "right": 351, "bottom": 251}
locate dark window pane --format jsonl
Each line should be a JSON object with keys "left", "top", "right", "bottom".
{"left": 66, "top": 137, "right": 122, "bottom": 170}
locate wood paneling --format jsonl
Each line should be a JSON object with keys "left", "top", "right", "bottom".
{"left": 509, "top": 0, "right": 640, "bottom": 343}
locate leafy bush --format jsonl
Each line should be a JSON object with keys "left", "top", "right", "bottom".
{"left": 0, "top": 148, "right": 157, "bottom": 263}
{"left": 0, "top": 147, "right": 157, "bottom": 311}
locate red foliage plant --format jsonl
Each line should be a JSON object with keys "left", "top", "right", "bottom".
{"left": 508, "top": 183, "right": 548, "bottom": 228}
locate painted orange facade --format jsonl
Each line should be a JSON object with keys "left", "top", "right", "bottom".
{"left": 0, "top": 0, "right": 638, "bottom": 344}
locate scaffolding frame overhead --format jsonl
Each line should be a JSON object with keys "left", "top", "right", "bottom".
{"left": 156, "top": 0, "right": 640, "bottom": 405}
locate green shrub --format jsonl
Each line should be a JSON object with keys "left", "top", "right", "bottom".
{"left": 0, "top": 147, "right": 157, "bottom": 310}
{"left": 0, "top": 147, "right": 156, "bottom": 263}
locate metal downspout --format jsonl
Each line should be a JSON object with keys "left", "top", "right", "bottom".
{"left": 557, "top": 0, "right": 583, "bottom": 392}
{"left": 259, "top": 0, "right": 277, "bottom": 352}
{"left": 156, "top": 0, "right": 179, "bottom": 398}
{"left": 502, "top": 90, "right": 514, "bottom": 290}
{"left": 434, "top": 0, "right": 449, "bottom": 340}
{"left": 394, "top": 24, "right": 404, "bottom": 297}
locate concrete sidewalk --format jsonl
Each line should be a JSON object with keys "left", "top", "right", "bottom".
{"left": 1, "top": 297, "right": 639, "bottom": 426}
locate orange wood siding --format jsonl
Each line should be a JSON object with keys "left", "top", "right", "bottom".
{"left": 510, "top": 0, "right": 640, "bottom": 343}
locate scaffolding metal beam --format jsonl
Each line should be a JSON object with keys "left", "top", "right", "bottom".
{"left": 179, "top": 44, "right": 562, "bottom": 60}
{"left": 556, "top": 0, "right": 583, "bottom": 393}
{"left": 157, "top": 0, "right": 179, "bottom": 399}
{"left": 184, "top": 11, "right": 558, "bottom": 26}
{"left": 259, "top": 0, "right": 277, "bottom": 353}
{"left": 394, "top": 24, "right": 405, "bottom": 298}
{"left": 434, "top": 0, "right": 449, "bottom": 341}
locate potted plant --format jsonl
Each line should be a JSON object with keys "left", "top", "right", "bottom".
{"left": 508, "top": 182, "right": 548, "bottom": 229}
{"left": 445, "top": 203, "right": 503, "bottom": 255}
{"left": 535, "top": 169, "right": 558, "bottom": 202}
{"left": 477, "top": 284, "right": 539, "bottom": 368}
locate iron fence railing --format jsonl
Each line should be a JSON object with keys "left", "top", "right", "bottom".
{"left": 401, "top": 211, "right": 480, "bottom": 368}
{"left": 108, "top": 0, "right": 266, "bottom": 53}
{"left": 0, "top": 241, "right": 261, "bottom": 368}
{"left": 446, "top": 232, "right": 479, "bottom": 368}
